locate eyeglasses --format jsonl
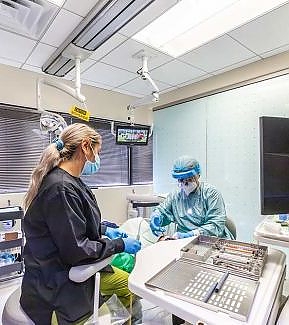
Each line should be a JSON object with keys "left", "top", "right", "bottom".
{"left": 177, "top": 177, "right": 195, "bottom": 184}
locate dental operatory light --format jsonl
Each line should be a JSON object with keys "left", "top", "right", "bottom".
{"left": 133, "top": 0, "right": 289, "bottom": 57}
{"left": 39, "top": 111, "right": 67, "bottom": 136}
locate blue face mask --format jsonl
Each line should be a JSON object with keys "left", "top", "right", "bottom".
{"left": 81, "top": 146, "right": 101, "bottom": 175}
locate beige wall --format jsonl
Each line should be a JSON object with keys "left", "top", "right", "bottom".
{"left": 0, "top": 64, "right": 154, "bottom": 223}
{"left": 0, "top": 63, "right": 153, "bottom": 125}
{"left": 154, "top": 50, "right": 289, "bottom": 110}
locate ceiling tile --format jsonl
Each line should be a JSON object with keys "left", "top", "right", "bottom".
{"left": 101, "top": 38, "right": 173, "bottom": 73}
{"left": 89, "top": 33, "right": 128, "bottom": 61}
{"left": 180, "top": 35, "right": 255, "bottom": 73}
{"left": 151, "top": 60, "right": 206, "bottom": 86}
{"left": 177, "top": 74, "right": 214, "bottom": 88}
{"left": 22, "top": 64, "right": 44, "bottom": 74}
{"left": 82, "top": 79, "right": 114, "bottom": 91}
{"left": 67, "top": 58, "right": 97, "bottom": 79}
{"left": 0, "top": 29, "right": 36, "bottom": 63}
{"left": 40, "top": 9, "right": 82, "bottom": 47}
{"left": 0, "top": 57, "right": 22, "bottom": 68}
{"left": 212, "top": 56, "right": 260, "bottom": 75}
{"left": 81, "top": 62, "right": 136, "bottom": 88}
{"left": 119, "top": 0, "right": 178, "bottom": 37}
{"left": 26, "top": 43, "right": 57, "bottom": 67}
{"left": 118, "top": 76, "right": 172, "bottom": 96}
{"left": 160, "top": 85, "right": 178, "bottom": 94}
{"left": 260, "top": 43, "right": 289, "bottom": 59}
{"left": 63, "top": 0, "right": 97, "bottom": 17}
{"left": 112, "top": 88, "right": 142, "bottom": 98}
{"left": 229, "top": 3, "right": 289, "bottom": 55}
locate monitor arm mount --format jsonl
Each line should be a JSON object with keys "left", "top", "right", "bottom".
{"left": 126, "top": 53, "right": 158, "bottom": 138}
{"left": 111, "top": 52, "right": 158, "bottom": 137}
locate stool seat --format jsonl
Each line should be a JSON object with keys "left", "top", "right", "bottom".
{"left": 2, "top": 287, "right": 34, "bottom": 325}
{"left": 2, "top": 257, "right": 113, "bottom": 325}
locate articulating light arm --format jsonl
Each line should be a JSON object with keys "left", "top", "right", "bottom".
{"left": 37, "top": 57, "right": 86, "bottom": 112}
{"left": 36, "top": 57, "right": 86, "bottom": 136}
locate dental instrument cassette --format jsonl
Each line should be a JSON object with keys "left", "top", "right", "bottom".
{"left": 145, "top": 236, "right": 268, "bottom": 321}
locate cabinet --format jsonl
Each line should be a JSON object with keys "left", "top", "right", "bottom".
{"left": 0, "top": 206, "right": 24, "bottom": 281}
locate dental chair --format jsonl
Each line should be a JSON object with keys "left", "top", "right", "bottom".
{"left": 2, "top": 257, "right": 112, "bottom": 325}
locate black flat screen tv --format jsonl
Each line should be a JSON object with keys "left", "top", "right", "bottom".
{"left": 116, "top": 125, "right": 149, "bottom": 145}
{"left": 260, "top": 116, "right": 289, "bottom": 214}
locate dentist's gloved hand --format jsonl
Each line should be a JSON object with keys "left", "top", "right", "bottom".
{"left": 105, "top": 227, "right": 128, "bottom": 239}
{"left": 173, "top": 229, "right": 199, "bottom": 239}
{"left": 150, "top": 213, "right": 166, "bottom": 236}
{"left": 123, "top": 238, "right": 141, "bottom": 254}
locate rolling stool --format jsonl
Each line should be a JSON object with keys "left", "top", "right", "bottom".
{"left": 2, "top": 256, "right": 113, "bottom": 325}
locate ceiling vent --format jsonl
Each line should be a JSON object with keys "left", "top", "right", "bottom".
{"left": 0, "top": 0, "right": 58, "bottom": 39}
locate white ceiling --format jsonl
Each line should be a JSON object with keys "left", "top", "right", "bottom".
{"left": 1, "top": 0, "right": 289, "bottom": 98}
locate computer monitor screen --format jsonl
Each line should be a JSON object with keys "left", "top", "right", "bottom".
{"left": 260, "top": 116, "right": 289, "bottom": 214}
{"left": 116, "top": 125, "right": 149, "bottom": 145}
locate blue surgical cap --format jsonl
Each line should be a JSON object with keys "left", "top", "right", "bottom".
{"left": 172, "top": 155, "right": 201, "bottom": 179}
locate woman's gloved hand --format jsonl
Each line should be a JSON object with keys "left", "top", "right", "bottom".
{"left": 105, "top": 227, "right": 128, "bottom": 239}
{"left": 173, "top": 229, "right": 199, "bottom": 239}
{"left": 149, "top": 214, "right": 165, "bottom": 236}
{"left": 123, "top": 238, "right": 141, "bottom": 254}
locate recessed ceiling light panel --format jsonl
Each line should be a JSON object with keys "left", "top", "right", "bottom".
{"left": 133, "top": 0, "right": 289, "bottom": 57}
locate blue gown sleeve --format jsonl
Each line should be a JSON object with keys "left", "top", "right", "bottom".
{"left": 152, "top": 192, "right": 176, "bottom": 227}
{"left": 198, "top": 186, "right": 227, "bottom": 237}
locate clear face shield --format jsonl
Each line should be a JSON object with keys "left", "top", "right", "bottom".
{"left": 178, "top": 176, "right": 199, "bottom": 196}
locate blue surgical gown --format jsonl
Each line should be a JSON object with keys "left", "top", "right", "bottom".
{"left": 154, "top": 182, "right": 234, "bottom": 239}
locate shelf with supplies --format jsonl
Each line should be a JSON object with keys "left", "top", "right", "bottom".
{"left": 0, "top": 206, "right": 24, "bottom": 281}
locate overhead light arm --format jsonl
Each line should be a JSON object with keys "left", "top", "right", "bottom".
{"left": 37, "top": 57, "right": 86, "bottom": 112}
{"left": 36, "top": 57, "right": 87, "bottom": 136}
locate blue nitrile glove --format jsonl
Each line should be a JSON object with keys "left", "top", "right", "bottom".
{"left": 105, "top": 227, "right": 128, "bottom": 239}
{"left": 149, "top": 213, "right": 166, "bottom": 236}
{"left": 173, "top": 230, "right": 198, "bottom": 239}
{"left": 123, "top": 238, "right": 141, "bottom": 254}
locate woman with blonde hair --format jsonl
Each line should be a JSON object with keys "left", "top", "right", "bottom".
{"left": 20, "top": 123, "right": 141, "bottom": 324}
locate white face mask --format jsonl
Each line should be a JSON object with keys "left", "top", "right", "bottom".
{"left": 181, "top": 181, "right": 198, "bottom": 196}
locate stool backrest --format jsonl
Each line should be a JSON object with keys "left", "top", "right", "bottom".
{"left": 225, "top": 217, "right": 237, "bottom": 239}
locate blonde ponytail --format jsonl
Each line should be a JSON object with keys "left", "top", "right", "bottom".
{"left": 23, "top": 144, "right": 60, "bottom": 211}
{"left": 23, "top": 123, "right": 101, "bottom": 211}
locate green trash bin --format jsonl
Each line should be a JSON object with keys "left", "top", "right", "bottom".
{"left": 111, "top": 252, "right": 135, "bottom": 273}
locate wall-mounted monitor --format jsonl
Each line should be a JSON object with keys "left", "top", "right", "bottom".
{"left": 116, "top": 125, "right": 149, "bottom": 145}
{"left": 260, "top": 116, "right": 289, "bottom": 214}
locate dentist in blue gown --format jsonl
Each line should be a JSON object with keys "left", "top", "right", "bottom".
{"left": 150, "top": 155, "right": 234, "bottom": 240}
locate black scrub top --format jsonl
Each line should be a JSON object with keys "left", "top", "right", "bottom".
{"left": 20, "top": 167, "right": 124, "bottom": 325}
